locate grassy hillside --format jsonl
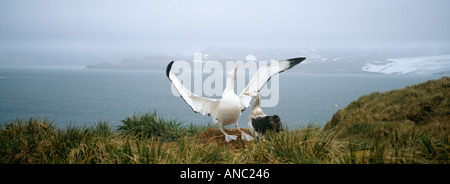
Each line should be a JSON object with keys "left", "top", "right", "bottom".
{"left": 1, "top": 77, "right": 448, "bottom": 164}
{"left": 324, "top": 76, "right": 449, "bottom": 163}
{"left": 325, "top": 76, "right": 449, "bottom": 138}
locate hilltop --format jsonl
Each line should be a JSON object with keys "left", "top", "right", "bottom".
{"left": 325, "top": 76, "right": 449, "bottom": 137}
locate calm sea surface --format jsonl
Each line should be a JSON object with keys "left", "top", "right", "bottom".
{"left": 0, "top": 65, "right": 443, "bottom": 128}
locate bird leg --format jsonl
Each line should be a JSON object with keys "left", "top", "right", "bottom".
{"left": 235, "top": 125, "right": 254, "bottom": 141}
{"left": 219, "top": 126, "right": 237, "bottom": 142}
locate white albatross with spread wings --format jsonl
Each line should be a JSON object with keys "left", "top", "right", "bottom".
{"left": 166, "top": 57, "right": 305, "bottom": 142}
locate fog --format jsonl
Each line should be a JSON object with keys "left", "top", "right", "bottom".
{"left": 1, "top": 0, "right": 449, "bottom": 65}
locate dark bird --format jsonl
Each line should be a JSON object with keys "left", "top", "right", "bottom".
{"left": 252, "top": 115, "right": 283, "bottom": 140}
{"left": 244, "top": 90, "right": 283, "bottom": 140}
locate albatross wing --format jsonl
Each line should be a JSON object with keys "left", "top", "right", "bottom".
{"left": 166, "top": 61, "right": 220, "bottom": 118}
{"left": 239, "top": 57, "right": 305, "bottom": 110}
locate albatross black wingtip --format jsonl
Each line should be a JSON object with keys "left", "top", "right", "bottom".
{"left": 282, "top": 57, "right": 306, "bottom": 70}
{"left": 287, "top": 57, "right": 306, "bottom": 64}
{"left": 166, "top": 61, "right": 174, "bottom": 78}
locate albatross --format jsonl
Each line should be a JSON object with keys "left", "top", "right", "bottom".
{"left": 166, "top": 57, "right": 305, "bottom": 142}
{"left": 243, "top": 90, "right": 266, "bottom": 136}
{"left": 244, "top": 90, "right": 283, "bottom": 140}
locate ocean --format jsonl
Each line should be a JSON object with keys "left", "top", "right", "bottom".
{"left": 0, "top": 65, "right": 443, "bottom": 129}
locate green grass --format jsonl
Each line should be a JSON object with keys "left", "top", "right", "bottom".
{"left": 0, "top": 113, "right": 222, "bottom": 164}
{"left": 118, "top": 111, "right": 185, "bottom": 141}
{"left": 1, "top": 117, "right": 447, "bottom": 164}
{"left": 325, "top": 76, "right": 449, "bottom": 134}
{"left": 0, "top": 77, "right": 448, "bottom": 164}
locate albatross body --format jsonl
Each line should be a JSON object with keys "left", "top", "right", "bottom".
{"left": 244, "top": 90, "right": 282, "bottom": 140}
{"left": 212, "top": 82, "right": 245, "bottom": 141}
{"left": 252, "top": 115, "right": 283, "bottom": 140}
{"left": 243, "top": 90, "right": 266, "bottom": 135}
{"left": 166, "top": 57, "right": 305, "bottom": 142}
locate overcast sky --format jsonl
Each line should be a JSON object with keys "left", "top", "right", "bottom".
{"left": 1, "top": 0, "right": 449, "bottom": 55}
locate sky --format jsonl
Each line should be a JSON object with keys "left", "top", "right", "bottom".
{"left": 1, "top": 0, "right": 449, "bottom": 58}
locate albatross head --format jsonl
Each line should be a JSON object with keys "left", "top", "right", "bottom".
{"left": 243, "top": 90, "right": 259, "bottom": 98}
{"left": 228, "top": 61, "right": 239, "bottom": 81}
{"left": 224, "top": 61, "right": 239, "bottom": 93}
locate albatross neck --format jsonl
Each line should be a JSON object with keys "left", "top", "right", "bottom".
{"left": 223, "top": 77, "right": 236, "bottom": 95}
{"left": 252, "top": 93, "right": 261, "bottom": 110}
{"left": 223, "top": 66, "right": 237, "bottom": 96}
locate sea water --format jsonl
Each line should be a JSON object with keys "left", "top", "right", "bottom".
{"left": 0, "top": 65, "right": 443, "bottom": 128}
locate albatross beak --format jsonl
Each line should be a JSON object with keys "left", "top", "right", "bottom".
{"left": 243, "top": 92, "right": 250, "bottom": 96}
{"left": 233, "top": 61, "right": 238, "bottom": 80}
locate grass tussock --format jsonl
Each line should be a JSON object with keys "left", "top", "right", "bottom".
{"left": 1, "top": 77, "right": 448, "bottom": 164}
{"left": 118, "top": 111, "right": 185, "bottom": 141}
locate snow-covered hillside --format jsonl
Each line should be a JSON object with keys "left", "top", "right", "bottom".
{"left": 362, "top": 55, "right": 450, "bottom": 75}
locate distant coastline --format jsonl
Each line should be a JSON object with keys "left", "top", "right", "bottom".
{"left": 86, "top": 62, "right": 155, "bottom": 70}
{"left": 86, "top": 55, "right": 175, "bottom": 70}
{"left": 85, "top": 49, "right": 450, "bottom": 75}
